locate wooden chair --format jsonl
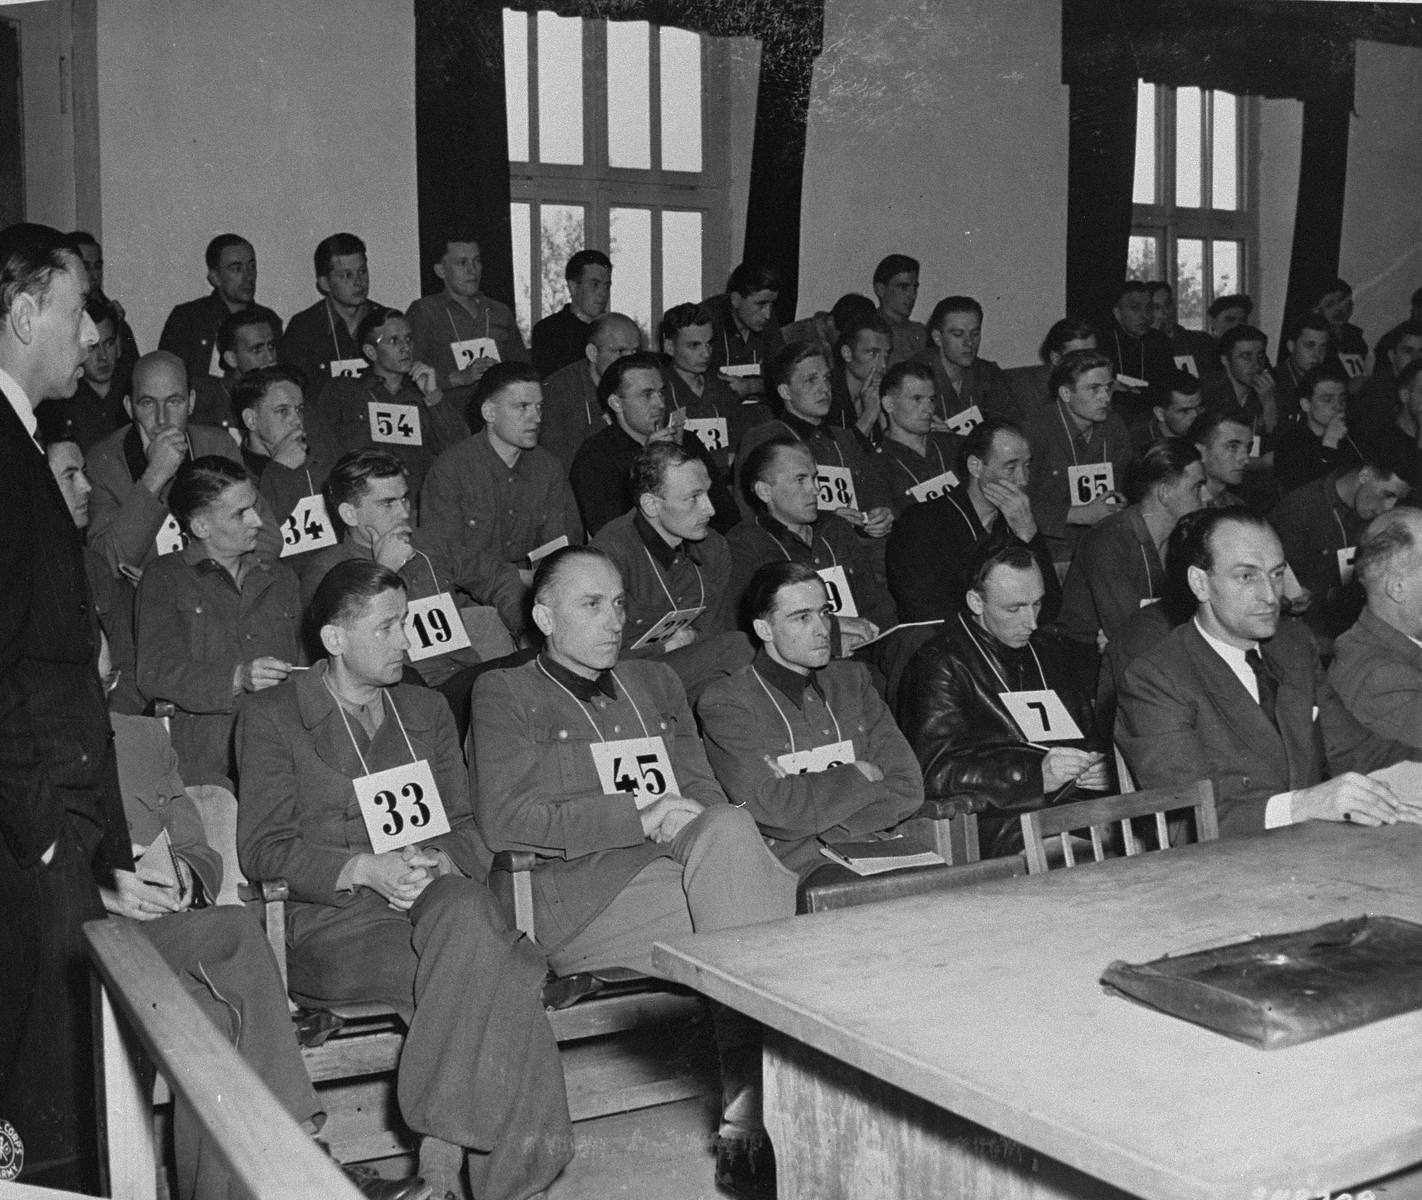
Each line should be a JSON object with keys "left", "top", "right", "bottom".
{"left": 84, "top": 919, "right": 361, "bottom": 1200}
{"left": 1019, "top": 779, "right": 1218, "bottom": 875}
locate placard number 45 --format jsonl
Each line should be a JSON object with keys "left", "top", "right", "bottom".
{"left": 612, "top": 754, "right": 668, "bottom": 797}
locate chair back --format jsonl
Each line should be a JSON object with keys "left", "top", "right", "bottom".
{"left": 1019, "top": 779, "right": 1217, "bottom": 875}
{"left": 186, "top": 785, "right": 246, "bottom": 907}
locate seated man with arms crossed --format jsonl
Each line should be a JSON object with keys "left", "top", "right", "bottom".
{"left": 1117, "top": 507, "right": 1422, "bottom": 837}
{"left": 590, "top": 442, "right": 752, "bottom": 697}
{"left": 1330, "top": 507, "right": 1422, "bottom": 753}
{"left": 471, "top": 546, "right": 797, "bottom": 1200}
{"left": 239, "top": 560, "right": 573, "bottom": 1200}
{"left": 896, "top": 543, "right": 1106, "bottom": 859}
{"left": 697, "top": 561, "right": 924, "bottom": 878}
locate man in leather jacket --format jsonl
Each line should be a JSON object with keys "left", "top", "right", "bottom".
{"left": 896, "top": 541, "right": 1108, "bottom": 857}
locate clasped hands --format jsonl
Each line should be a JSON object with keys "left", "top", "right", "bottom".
{"left": 354, "top": 845, "right": 452, "bottom": 910}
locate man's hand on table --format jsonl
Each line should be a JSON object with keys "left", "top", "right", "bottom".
{"left": 1290, "top": 772, "right": 1422, "bottom": 827}
{"left": 640, "top": 794, "right": 704, "bottom": 844}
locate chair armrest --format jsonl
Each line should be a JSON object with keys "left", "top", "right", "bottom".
{"left": 487, "top": 854, "right": 537, "bottom": 938}
{"left": 150, "top": 700, "right": 176, "bottom": 719}
{"left": 491, "top": 850, "right": 540, "bottom": 874}
{"left": 237, "top": 878, "right": 289, "bottom": 903}
{"left": 915, "top": 794, "right": 991, "bottom": 820}
{"left": 237, "top": 878, "right": 292, "bottom": 999}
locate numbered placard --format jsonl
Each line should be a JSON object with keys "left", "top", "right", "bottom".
{"left": 1067, "top": 462, "right": 1115, "bottom": 507}
{"left": 1339, "top": 353, "right": 1367, "bottom": 380}
{"left": 590, "top": 736, "right": 680, "bottom": 811}
{"left": 368, "top": 401, "right": 423, "bottom": 446}
{"left": 631, "top": 606, "right": 704, "bottom": 651}
{"left": 1338, "top": 545, "right": 1358, "bottom": 587}
{"left": 527, "top": 534, "right": 569, "bottom": 566}
{"left": 329, "top": 357, "right": 366, "bottom": 379}
{"left": 280, "top": 494, "right": 338, "bottom": 557}
{"left": 207, "top": 341, "right": 224, "bottom": 379}
{"left": 943, "top": 404, "right": 983, "bottom": 436}
{"left": 1250, "top": 435, "right": 1262, "bottom": 459}
{"left": 403, "top": 592, "right": 473, "bottom": 662}
{"left": 154, "top": 512, "right": 188, "bottom": 557}
{"left": 907, "top": 469, "right": 960, "bottom": 504}
{"left": 816, "top": 565, "right": 860, "bottom": 619}
{"left": 816, "top": 465, "right": 858, "bottom": 512}
{"left": 777, "top": 738, "right": 856, "bottom": 776}
{"left": 451, "top": 337, "right": 500, "bottom": 371}
{"left": 1116, "top": 373, "right": 1150, "bottom": 390}
{"left": 998, "top": 689, "right": 1083, "bottom": 743}
{"left": 353, "top": 758, "right": 450, "bottom": 854}
{"left": 1174, "top": 355, "right": 1199, "bottom": 378}
{"left": 684, "top": 417, "right": 729, "bottom": 455}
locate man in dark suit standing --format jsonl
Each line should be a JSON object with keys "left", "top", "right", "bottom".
{"left": 0, "top": 223, "right": 131, "bottom": 1189}
{"left": 1116, "top": 507, "right": 1422, "bottom": 838}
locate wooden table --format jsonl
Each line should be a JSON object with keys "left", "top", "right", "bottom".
{"left": 652, "top": 822, "right": 1422, "bottom": 1200}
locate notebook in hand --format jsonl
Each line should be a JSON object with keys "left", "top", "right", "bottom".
{"left": 818, "top": 835, "right": 946, "bottom": 877}
{"left": 134, "top": 827, "right": 182, "bottom": 892}
{"left": 1101, "top": 915, "right": 1422, "bottom": 1050}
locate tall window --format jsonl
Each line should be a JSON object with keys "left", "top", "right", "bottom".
{"left": 1128, "top": 82, "right": 1257, "bottom": 330}
{"left": 504, "top": 10, "right": 730, "bottom": 342}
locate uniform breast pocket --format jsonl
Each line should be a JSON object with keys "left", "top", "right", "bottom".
{"left": 531, "top": 724, "right": 599, "bottom": 797}
{"left": 177, "top": 600, "right": 212, "bottom": 660}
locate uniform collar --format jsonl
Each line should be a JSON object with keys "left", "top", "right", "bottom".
{"left": 634, "top": 509, "right": 699, "bottom": 569}
{"left": 538, "top": 651, "right": 617, "bottom": 701}
{"left": 753, "top": 648, "right": 824, "bottom": 709}
{"left": 779, "top": 409, "right": 824, "bottom": 441}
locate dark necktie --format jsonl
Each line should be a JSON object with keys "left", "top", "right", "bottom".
{"left": 1244, "top": 648, "right": 1279, "bottom": 730}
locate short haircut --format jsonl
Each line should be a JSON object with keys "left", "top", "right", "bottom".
{"left": 631, "top": 441, "right": 697, "bottom": 501}
{"left": 0, "top": 223, "right": 83, "bottom": 317}
{"left": 1191, "top": 408, "right": 1253, "bottom": 450}
{"left": 1163, "top": 368, "right": 1202, "bottom": 399}
{"left": 36, "top": 398, "right": 80, "bottom": 449}
{"left": 1126, "top": 437, "right": 1201, "bottom": 504}
{"left": 927, "top": 295, "right": 983, "bottom": 333}
{"left": 356, "top": 305, "right": 400, "bottom": 348}
{"left": 1039, "top": 317, "right": 1098, "bottom": 363}
{"left": 1160, "top": 509, "right": 1213, "bottom": 625}
{"left": 596, "top": 351, "right": 663, "bottom": 409}
{"left": 474, "top": 360, "right": 541, "bottom": 419}
{"left": 830, "top": 293, "right": 876, "bottom": 331}
{"left": 1355, "top": 510, "right": 1422, "bottom": 592}
{"left": 968, "top": 540, "right": 1039, "bottom": 595}
{"left": 1391, "top": 318, "right": 1422, "bottom": 345}
{"left": 1316, "top": 278, "right": 1352, "bottom": 303}
{"left": 1397, "top": 358, "right": 1422, "bottom": 393}
{"left": 315, "top": 233, "right": 367, "bottom": 279}
{"left": 85, "top": 294, "right": 118, "bottom": 332}
{"left": 766, "top": 340, "right": 827, "bottom": 405}
{"left": 233, "top": 364, "right": 305, "bottom": 417}
{"left": 433, "top": 228, "right": 480, "bottom": 261}
{"left": 1114, "top": 280, "right": 1151, "bottom": 306}
{"left": 167, "top": 455, "right": 250, "bottom": 534}
{"left": 1220, "top": 324, "right": 1268, "bottom": 357}
{"left": 1358, "top": 440, "right": 1415, "bottom": 487}
{"left": 204, "top": 234, "right": 250, "bottom": 272}
{"left": 327, "top": 447, "right": 407, "bottom": 512}
{"left": 1412, "top": 285, "right": 1422, "bottom": 309}
{"left": 960, "top": 414, "right": 1026, "bottom": 472}
{"left": 742, "top": 560, "right": 823, "bottom": 626}
{"left": 836, "top": 311, "right": 892, "bottom": 354}
{"left": 659, "top": 302, "right": 714, "bottom": 345}
{"left": 1047, "top": 348, "right": 1114, "bottom": 400}
{"left": 1147, "top": 280, "right": 1172, "bottom": 300}
{"left": 310, "top": 559, "right": 406, "bottom": 636}
{"left": 1286, "top": 313, "right": 1332, "bottom": 343}
{"left": 565, "top": 248, "right": 611, "bottom": 282}
{"left": 1176, "top": 506, "right": 1273, "bottom": 578}
{"left": 881, "top": 360, "right": 935, "bottom": 396}
{"left": 727, "top": 262, "right": 780, "bottom": 298}
{"left": 68, "top": 229, "right": 99, "bottom": 250}
{"left": 873, "top": 255, "right": 919, "bottom": 286}
{"left": 739, "top": 433, "right": 809, "bottom": 512}
{"left": 531, "top": 545, "right": 617, "bottom": 609}
{"left": 217, "top": 307, "right": 278, "bottom": 357}
{"left": 1298, "top": 362, "right": 1350, "bottom": 399}
{"left": 1207, "top": 293, "right": 1252, "bottom": 320}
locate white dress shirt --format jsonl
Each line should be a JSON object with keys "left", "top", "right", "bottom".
{"left": 0, "top": 366, "right": 38, "bottom": 444}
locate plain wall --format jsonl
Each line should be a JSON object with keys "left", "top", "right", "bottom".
{"left": 97, "top": 0, "right": 420, "bottom": 351}
{"left": 1340, "top": 39, "right": 1422, "bottom": 346}
{"left": 796, "top": 0, "right": 1068, "bottom": 367}
{"left": 1257, "top": 97, "right": 1302, "bottom": 346}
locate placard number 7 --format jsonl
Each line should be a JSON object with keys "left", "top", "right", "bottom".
{"left": 1027, "top": 701, "right": 1051, "bottom": 732}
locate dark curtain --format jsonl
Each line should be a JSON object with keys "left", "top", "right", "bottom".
{"left": 1061, "top": 0, "right": 1422, "bottom": 331}
{"left": 414, "top": 0, "right": 824, "bottom": 320}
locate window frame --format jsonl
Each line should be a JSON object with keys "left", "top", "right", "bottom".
{"left": 1130, "top": 82, "right": 1260, "bottom": 330}
{"left": 506, "top": 11, "right": 732, "bottom": 336}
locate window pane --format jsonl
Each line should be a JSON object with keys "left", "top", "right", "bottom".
{"left": 662, "top": 210, "right": 703, "bottom": 310}
{"left": 1127, "top": 235, "right": 1159, "bottom": 282}
{"left": 504, "top": 10, "right": 529, "bottom": 162}
{"left": 511, "top": 202, "right": 532, "bottom": 341}
{"left": 1212, "top": 91, "right": 1238, "bottom": 210}
{"left": 1132, "top": 82, "right": 1156, "bottom": 205}
{"left": 610, "top": 206, "right": 652, "bottom": 340}
{"left": 1177, "top": 238, "right": 1205, "bottom": 331}
{"left": 540, "top": 204, "right": 586, "bottom": 325}
{"left": 537, "top": 13, "right": 583, "bottom": 165}
{"left": 1213, "top": 240, "right": 1240, "bottom": 300}
{"left": 660, "top": 27, "right": 702, "bottom": 172}
{"left": 607, "top": 21, "right": 651, "bottom": 169}
{"left": 1175, "top": 87, "right": 1203, "bottom": 208}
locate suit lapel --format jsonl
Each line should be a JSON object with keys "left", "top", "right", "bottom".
{"left": 1180, "top": 623, "right": 1290, "bottom": 768}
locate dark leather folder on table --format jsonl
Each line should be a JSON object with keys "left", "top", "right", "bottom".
{"left": 1101, "top": 916, "right": 1422, "bottom": 1050}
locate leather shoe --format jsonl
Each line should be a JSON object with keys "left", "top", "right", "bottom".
{"left": 340, "top": 1163, "right": 432, "bottom": 1200}
{"left": 713, "top": 1129, "right": 776, "bottom": 1200}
